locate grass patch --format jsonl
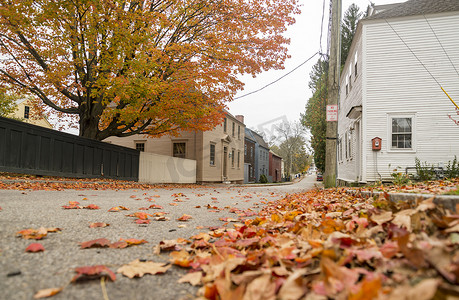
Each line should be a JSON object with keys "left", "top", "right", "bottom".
{"left": 444, "top": 188, "right": 459, "bottom": 195}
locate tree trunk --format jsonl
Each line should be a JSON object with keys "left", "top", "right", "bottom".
{"left": 79, "top": 113, "right": 100, "bottom": 140}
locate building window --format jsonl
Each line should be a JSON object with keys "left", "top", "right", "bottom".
{"left": 338, "top": 137, "right": 342, "bottom": 162}
{"left": 232, "top": 122, "right": 235, "bottom": 137}
{"left": 135, "top": 142, "right": 145, "bottom": 152}
{"left": 354, "top": 52, "right": 358, "bottom": 78}
{"left": 24, "top": 106, "right": 30, "bottom": 119}
{"left": 238, "top": 125, "right": 241, "bottom": 139}
{"left": 347, "top": 131, "right": 352, "bottom": 159}
{"left": 173, "top": 142, "right": 186, "bottom": 158}
{"left": 231, "top": 149, "right": 235, "bottom": 168}
{"left": 345, "top": 133, "right": 348, "bottom": 159}
{"left": 391, "top": 117, "right": 412, "bottom": 149}
{"left": 237, "top": 151, "right": 240, "bottom": 168}
{"left": 210, "top": 143, "right": 215, "bottom": 166}
{"left": 244, "top": 144, "right": 247, "bottom": 155}
{"left": 223, "top": 118, "right": 227, "bottom": 132}
{"left": 345, "top": 78, "right": 349, "bottom": 96}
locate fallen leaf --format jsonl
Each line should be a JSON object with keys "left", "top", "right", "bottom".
{"left": 123, "top": 238, "right": 148, "bottom": 246}
{"left": 80, "top": 238, "right": 111, "bottom": 249}
{"left": 117, "top": 259, "right": 171, "bottom": 278}
{"left": 83, "top": 204, "right": 100, "bottom": 210}
{"left": 177, "top": 214, "right": 192, "bottom": 221}
{"left": 149, "top": 204, "right": 163, "bottom": 209}
{"left": 72, "top": 265, "right": 116, "bottom": 282}
{"left": 26, "top": 243, "right": 45, "bottom": 253}
{"left": 16, "top": 227, "right": 48, "bottom": 240}
{"left": 33, "top": 287, "right": 63, "bottom": 299}
{"left": 135, "top": 219, "right": 151, "bottom": 224}
{"left": 108, "top": 206, "right": 129, "bottom": 212}
{"left": 178, "top": 272, "right": 203, "bottom": 286}
{"left": 89, "top": 222, "right": 110, "bottom": 228}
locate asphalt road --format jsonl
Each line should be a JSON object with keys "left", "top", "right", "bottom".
{"left": 0, "top": 176, "right": 318, "bottom": 300}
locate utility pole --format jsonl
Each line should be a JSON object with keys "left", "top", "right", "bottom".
{"left": 324, "top": 0, "right": 341, "bottom": 188}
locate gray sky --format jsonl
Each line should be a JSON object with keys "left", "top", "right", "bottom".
{"left": 227, "top": 0, "right": 399, "bottom": 135}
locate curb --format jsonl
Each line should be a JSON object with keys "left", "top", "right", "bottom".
{"left": 234, "top": 182, "right": 294, "bottom": 188}
{"left": 348, "top": 190, "right": 459, "bottom": 212}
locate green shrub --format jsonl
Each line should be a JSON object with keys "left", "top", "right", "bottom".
{"left": 415, "top": 157, "right": 436, "bottom": 181}
{"left": 259, "top": 174, "right": 268, "bottom": 183}
{"left": 445, "top": 156, "right": 459, "bottom": 179}
{"left": 390, "top": 168, "right": 411, "bottom": 185}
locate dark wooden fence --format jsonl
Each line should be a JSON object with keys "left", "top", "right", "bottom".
{"left": 0, "top": 116, "right": 139, "bottom": 181}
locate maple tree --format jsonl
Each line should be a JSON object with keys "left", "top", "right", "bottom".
{"left": 0, "top": 0, "right": 299, "bottom": 140}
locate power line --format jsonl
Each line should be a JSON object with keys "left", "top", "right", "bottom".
{"left": 385, "top": 19, "right": 442, "bottom": 87}
{"left": 234, "top": 52, "right": 319, "bottom": 100}
{"left": 423, "top": 15, "right": 459, "bottom": 78}
{"left": 385, "top": 19, "right": 459, "bottom": 110}
{"left": 319, "top": 0, "right": 327, "bottom": 55}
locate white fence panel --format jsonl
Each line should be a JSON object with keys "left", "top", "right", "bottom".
{"left": 139, "top": 152, "right": 196, "bottom": 184}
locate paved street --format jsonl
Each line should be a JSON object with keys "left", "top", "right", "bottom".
{"left": 0, "top": 176, "right": 318, "bottom": 300}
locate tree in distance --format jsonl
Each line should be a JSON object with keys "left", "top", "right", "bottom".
{"left": 0, "top": 0, "right": 300, "bottom": 140}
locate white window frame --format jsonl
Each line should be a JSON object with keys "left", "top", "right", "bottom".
{"left": 354, "top": 51, "right": 358, "bottom": 79}
{"left": 347, "top": 130, "right": 353, "bottom": 160}
{"left": 387, "top": 113, "right": 416, "bottom": 153}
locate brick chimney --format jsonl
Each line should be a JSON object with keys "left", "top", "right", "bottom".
{"left": 235, "top": 115, "right": 244, "bottom": 124}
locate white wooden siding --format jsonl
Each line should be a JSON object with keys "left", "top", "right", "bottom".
{"left": 338, "top": 31, "right": 364, "bottom": 182}
{"left": 363, "top": 14, "right": 459, "bottom": 181}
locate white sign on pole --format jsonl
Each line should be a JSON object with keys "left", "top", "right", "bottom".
{"left": 326, "top": 105, "right": 338, "bottom": 122}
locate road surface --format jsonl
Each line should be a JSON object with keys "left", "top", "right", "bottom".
{"left": 0, "top": 176, "right": 318, "bottom": 300}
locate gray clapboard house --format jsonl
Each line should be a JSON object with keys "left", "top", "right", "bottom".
{"left": 245, "top": 128, "right": 270, "bottom": 182}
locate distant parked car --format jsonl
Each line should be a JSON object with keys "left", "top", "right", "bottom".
{"left": 316, "top": 172, "right": 323, "bottom": 181}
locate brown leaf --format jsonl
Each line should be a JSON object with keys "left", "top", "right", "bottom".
{"left": 370, "top": 211, "right": 393, "bottom": 225}
{"left": 244, "top": 273, "right": 276, "bottom": 300}
{"left": 178, "top": 272, "right": 203, "bottom": 286}
{"left": 80, "top": 238, "right": 111, "bottom": 249}
{"left": 278, "top": 269, "right": 308, "bottom": 299}
{"left": 389, "top": 279, "right": 439, "bottom": 300}
{"left": 117, "top": 259, "right": 171, "bottom": 278}
{"left": 72, "top": 265, "right": 116, "bottom": 282}
{"left": 89, "top": 222, "right": 109, "bottom": 228}
{"left": 33, "top": 287, "right": 63, "bottom": 299}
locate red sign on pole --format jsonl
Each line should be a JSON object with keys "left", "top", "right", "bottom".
{"left": 326, "top": 105, "right": 338, "bottom": 122}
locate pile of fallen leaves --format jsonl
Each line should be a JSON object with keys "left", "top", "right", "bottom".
{"left": 0, "top": 173, "right": 210, "bottom": 191}
{"left": 157, "top": 188, "right": 459, "bottom": 299}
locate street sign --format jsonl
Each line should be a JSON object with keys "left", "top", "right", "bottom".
{"left": 326, "top": 105, "right": 338, "bottom": 122}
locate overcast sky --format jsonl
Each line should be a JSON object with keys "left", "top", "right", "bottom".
{"left": 227, "top": 0, "right": 399, "bottom": 136}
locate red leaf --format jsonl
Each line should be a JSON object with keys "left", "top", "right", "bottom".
{"left": 80, "top": 238, "right": 111, "bottom": 249}
{"left": 135, "top": 219, "right": 151, "bottom": 224}
{"left": 109, "top": 241, "right": 128, "bottom": 249}
{"left": 83, "top": 204, "right": 100, "bottom": 210}
{"left": 149, "top": 204, "right": 163, "bottom": 209}
{"left": 177, "top": 214, "right": 192, "bottom": 221}
{"left": 26, "top": 243, "right": 45, "bottom": 252}
{"left": 72, "top": 265, "right": 116, "bottom": 282}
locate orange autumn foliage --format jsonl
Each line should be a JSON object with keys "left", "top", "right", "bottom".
{"left": 0, "top": 0, "right": 300, "bottom": 140}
